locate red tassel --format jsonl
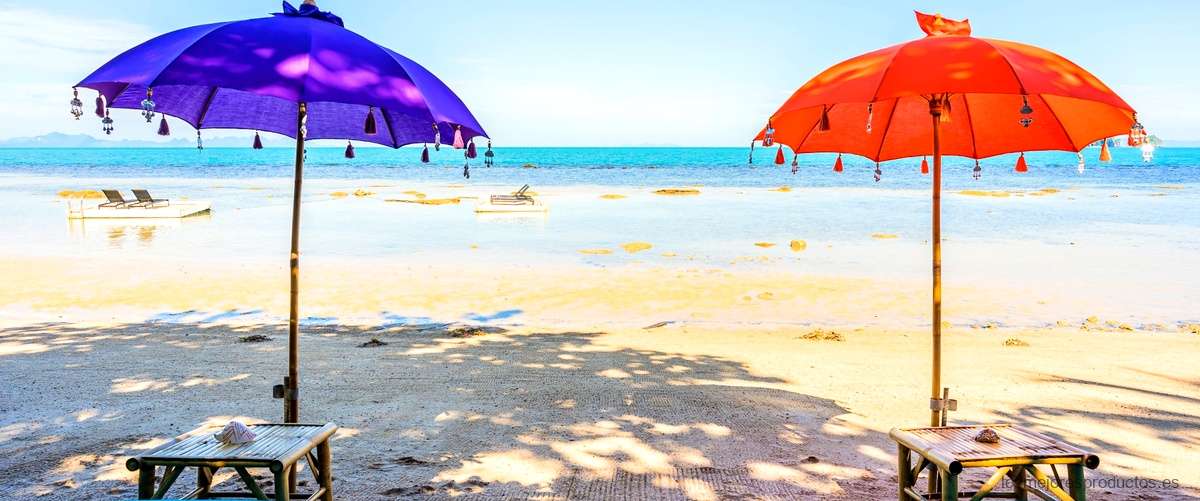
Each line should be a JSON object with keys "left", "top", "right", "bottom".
{"left": 1015, "top": 152, "right": 1028, "bottom": 172}
{"left": 345, "top": 141, "right": 355, "bottom": 159}
{"left": 774, "top": 145, "right": 785, "bottom": 165}
{"left": 420, "top": 144, "right": 430, "bottom": 163}
{"left": 252, "top": 132, "right": 263, "bottom": 149}
{"left": 466, "top": 141, "right": 477, "bottom": 159}
{"left": 818, "top": 106, "right": 831, "bottom": 132}
{"left": 833, "top": 153, "right": 843, "bottom": 173}
{"left": 157, "top": 116, "right": 170, "bottom": 136}
{"left": 94, "top": 96, "right": 106, "bottom": 118}
{"left": 920, "top": 156, "right": 929, "bottom": 175}
{"left": 364, "top": 108, "right": 377, "bottom": 135}
{"left": 1099, "top": 140, "right": 1112, "bottom": 162}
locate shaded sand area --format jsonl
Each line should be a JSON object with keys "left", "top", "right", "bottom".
{"left": 1, "top": 257, "right": 1199, "bottom": 499}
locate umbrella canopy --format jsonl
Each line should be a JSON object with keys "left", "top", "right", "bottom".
{"left": 76, "top": 1, "right": 486, "bottom": 147}
{"left": 73, "top": 1, "right": 489, "bottom": 423}
{"left": 753, "top": 12, "right": 1137, "bottom": 428}
{"left": 757, "top": 12, "right": 1135, "bottom": 163}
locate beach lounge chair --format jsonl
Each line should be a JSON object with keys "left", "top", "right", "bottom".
{"left": 99, "top": 189, "right": 131, "bottom": 208}
{"left": 489, "top": 184, "right": 535, "bottom": 205}
{"left": 131, "top": 189, "right": 170, "bottom": 208}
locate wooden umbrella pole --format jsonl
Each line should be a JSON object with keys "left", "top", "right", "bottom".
{"left": 285, "top": 102, "right": 307, "bottom": 423}
{"left": 928, "top": 97, "right": 944, "bottom": 428}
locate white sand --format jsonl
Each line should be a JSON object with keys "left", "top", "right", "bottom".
{"left": 1, "top": 255, "right": 1198, "bottom": 499}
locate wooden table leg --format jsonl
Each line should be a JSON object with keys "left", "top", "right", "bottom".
{"left": 1067, "top": 463, "right": 1086, "bottom": 500}
{"left": 940, "top": 468, "right": 958, "bottom": 501}
{"left": 318, "top": 440, "right": 333, "bottom": 501}
{"left": 274, "top": 465, "right": 290, "bottom": 501}
{"left": 1011, "top": 467, "right": 1028, "bottom": 501}
{"left": 138, "top": 465, "right": 156, "bottom": 499}
{"left": 897, "top": 445, "right": 913, "bottom": 501}
{"left": 196, "top": 466, "right": 214, "bottom": 498}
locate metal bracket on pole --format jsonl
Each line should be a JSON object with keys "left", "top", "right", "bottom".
{"left": 929, "top": 388, "right": 957, "bottom": 426}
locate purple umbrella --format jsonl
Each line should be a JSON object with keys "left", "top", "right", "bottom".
{"left": 74, "top": 0, "right": 490, "bottom": 423}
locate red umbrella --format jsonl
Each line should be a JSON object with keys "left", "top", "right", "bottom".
{"left": 756, "top": 12, "right": 1139, "bottom": 427}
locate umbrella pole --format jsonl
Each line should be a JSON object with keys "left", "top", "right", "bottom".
{"left": 285, "top": 102, "right": 307, "bottom": 424}
{"left": 929, "top": 98, "right": 944, "bottom": 428}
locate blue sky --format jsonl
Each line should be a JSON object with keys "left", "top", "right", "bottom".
{"left": 1, "top": 0, "right": 1197, "bottom": 145}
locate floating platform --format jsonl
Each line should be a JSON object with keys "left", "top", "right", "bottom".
{"left": 474, "top": 200, "right": 548, "bottom": 213}
{"left": 67, "top": 201, "right": 212, "bottom": 219}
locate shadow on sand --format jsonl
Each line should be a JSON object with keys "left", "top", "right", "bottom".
{"left": 0, "top": 320, "right": 897, "bottom": 499}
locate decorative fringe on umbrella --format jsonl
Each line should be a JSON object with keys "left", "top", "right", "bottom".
{"left": 774, "top": 145, "right": 785, "bottom": 165}
{"left": 345, "top": 141, "right": 355, "bottom": 159}
{"left": 920, "top": 156, "right": 929, "bottom": 175}
{"left": 140, "top": 88, "right": 156, "bottom": 123}
{"left": 791, "top": 153, "right": 799, "bottom": 175}
{"left": 463, "top": 154, "right": 470, "bottom": 179}
{"left": 762, "top": 120, "right": 775, "bottom": 147}
{"left": 432, "top": 123, "right": 441, "bottom": 151}
{"left": 1014, "top": 152, "right": 1028, "bottom": 172}
{"left": 833, "top": 153, "right": 843, "bottom": 173}
{"left": 101, "top": 109, "right": 114, "bottom": 135}
{"left": 70, "top": 89, "right": 83, "bottom": 119}
{"left": 873, "top": 162, "right": 882, "bottom": 182}
{"left": 747, "top": 141, "right": 755, "bottom": 165}
{"left": 452, "top": 125, "right": 465, "bottom": 149}
{"left": 95, "top": 95, "right": 106, "bottom": 118}
{"left": 364, "top": 107, "right": 377, "bottom": 135}
{"left": 1076, "top": 152, "right": 1085, "bottom": 174}
{"left": 157, "top": 116, "right": 170, "bottom": 136}
{"left": 466, "top": 141, "right": 477, "bottom": 159}
{"left": 484, "top": 141, "right": 494, "bottom": 167}
{"left": 196, "top": 130, "right": 203, "bottom": 150}
{"left": 253, "top": 132, "right": 263, "bottom": 149}
{"left": 1099, "top": 140, "right": 1111, "bottom": 162}
{"left": 973, "top": 160, "right": 982, "bottom": 180}
{"left": 421, "top": 144, "right": 430, "bottom": 163}
{"left": 818, "top": 106, "right": 831, "bottom": 132}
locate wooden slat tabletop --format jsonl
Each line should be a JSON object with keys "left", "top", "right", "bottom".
{"left": 140, "top": 424, "right": 332, "bottom": 463}
{"left": 894, "top": 424, "right": 1086, "bottom": 462}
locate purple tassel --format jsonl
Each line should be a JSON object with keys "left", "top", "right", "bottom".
{"left": 344, "top": 141, "right": 355, "bottom": 159}
{"left": 466, "top": 141, "right": 477, "bottom": 159}
{"left": 253, "top": 132, "right": 263, "bottom": 150}
{"left": 452, "top": 125, "right": 465, "bottom": 149}
{"left": 94, "top": 96, "right": 106, "bottom": 118}
{"left": 157, "top": 116, "right": 170, "bottom": 136}
{"left": 420, "top": 144, "right": 429, "bottom": 163}
{"left": 364, "top": 108, "right": 377, "bottom": 135}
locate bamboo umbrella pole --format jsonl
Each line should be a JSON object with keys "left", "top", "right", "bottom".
{"left": 929, "top": 97, "right": 944, "bottom": 428}
{"left": 285, "top": 102, "right": 307, "bottom": 424}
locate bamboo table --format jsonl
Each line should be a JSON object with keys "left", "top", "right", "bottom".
{"left": 126, "top": 422, "right": 337, "bottom": 500}
{"left": 890, "top": 424, "right": 1099, "bottom": 501}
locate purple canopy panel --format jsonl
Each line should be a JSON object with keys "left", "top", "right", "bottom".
{"left": 79, "top": 7, "right": 486, "bottom": 146}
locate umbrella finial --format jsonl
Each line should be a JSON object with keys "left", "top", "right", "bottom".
{"left": 915, "top": 11, "right": 971, "bottom": 37}
{"left": 303, "top": 0, "right": 317, "bottom": 5}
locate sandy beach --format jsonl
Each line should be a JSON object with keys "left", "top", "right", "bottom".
{"left": 2, "top": 221, "right": 1199, "bottom": 499}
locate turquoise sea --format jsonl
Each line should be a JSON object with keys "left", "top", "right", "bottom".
{"left": 1, "top": 146, "right": 1198, "bottom": 325}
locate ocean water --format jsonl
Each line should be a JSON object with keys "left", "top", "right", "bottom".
{"left": 1, "top": 146, "right": 1198, "bottom": 324}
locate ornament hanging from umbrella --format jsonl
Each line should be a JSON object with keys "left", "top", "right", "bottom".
{"left": 74, "top": 0, "right": 490, "bottom": 423}
{"left": 754, "top": 12, "right": 1139, "bottom": 427}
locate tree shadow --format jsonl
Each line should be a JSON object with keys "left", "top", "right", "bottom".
{"left": 0, "top": 320, "right": 895, "bottom": 499}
